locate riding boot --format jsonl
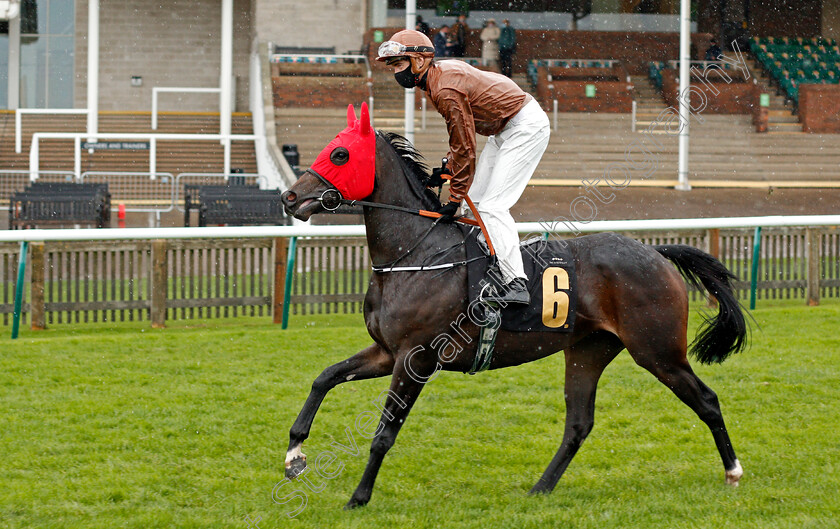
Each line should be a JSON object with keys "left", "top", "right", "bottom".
{"left": 483, "top": 278, "right": 530, "bottom": 305}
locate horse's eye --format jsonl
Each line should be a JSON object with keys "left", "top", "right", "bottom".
{"left": 330, "top": 147, "right": 349, "bottom": 166}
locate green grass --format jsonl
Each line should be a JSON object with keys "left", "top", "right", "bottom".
{"left": 1, "top": 300, "right": 839, "bottom": 529}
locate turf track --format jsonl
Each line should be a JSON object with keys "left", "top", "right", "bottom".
{"left": 1, "top": 299, "right": 838, "bottom": 528}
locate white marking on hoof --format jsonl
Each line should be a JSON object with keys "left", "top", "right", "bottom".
{"left": 346, "top": 374, "right": 356, "bottom": 381}
{"left": 725, "top": 459, "right": 743, "bottom": 486}
{"left": 285, "top": 444, "right": 306, "bottom": 467}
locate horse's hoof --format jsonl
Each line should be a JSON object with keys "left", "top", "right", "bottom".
{"left": 528, "top": 478, "right": 553, "bottom": 495}
{"left": 285, "top": 455, "right": 307, "bottom": 479}
{"left": 725, "top": 459, "right": 743, "bottom": 487}
{"left": 344, "top": 495, "right": 369, "bottom": 510}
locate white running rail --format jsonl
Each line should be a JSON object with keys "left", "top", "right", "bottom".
{"left": 2, "top": 215, "right": 840, "bottom": 242}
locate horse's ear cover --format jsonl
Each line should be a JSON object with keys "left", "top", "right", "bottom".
{"left": 310, "top": 102, "right": 376, "bottom": 201}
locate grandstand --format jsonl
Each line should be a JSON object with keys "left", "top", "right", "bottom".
{"left": 751, "top": 36, "right": 840, "bottom": 105}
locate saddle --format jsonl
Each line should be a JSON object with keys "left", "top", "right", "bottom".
{"left": 460, "top": 226, "right": 577, "bottom": 373}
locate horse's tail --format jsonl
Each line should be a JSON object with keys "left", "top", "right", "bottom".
{"left": 654, "top": 244, "right": 748, "bottom": 364}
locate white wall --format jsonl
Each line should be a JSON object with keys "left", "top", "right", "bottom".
{"left": 253, "top": 0, "right": 366, "bottom": 55}
{"left": 74, "top": 0, "right": 252, "bottom": 112}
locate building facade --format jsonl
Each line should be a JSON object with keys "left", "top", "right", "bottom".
{"left": 2, "top": 0, "right": 838, "bottom": 112}
{"left": 2, "top": 0, "right": 366, "bottom": 112}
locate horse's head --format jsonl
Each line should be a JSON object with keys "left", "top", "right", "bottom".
{"left": 281, "top": 103, "right": 376, "bottom": 221}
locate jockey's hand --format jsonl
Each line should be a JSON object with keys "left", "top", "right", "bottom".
{"left": 426, "top": 166, "right": 449, "bottom": 188}
{"left": 437, "top": 200, "right": 460, "bottom": 223}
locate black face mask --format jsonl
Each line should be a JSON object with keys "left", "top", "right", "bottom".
{"left": 394, "top": 68, "right": 417, "bottom": 89}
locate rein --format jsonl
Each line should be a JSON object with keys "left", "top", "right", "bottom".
{"left": 301, "top": 169, "right": 490, "bottom": 273}
{"left": 304, "top": 169, "right": 480, "bottom": 227}
{"left": 343, "top": 197, "right": 480, "bottom": 227}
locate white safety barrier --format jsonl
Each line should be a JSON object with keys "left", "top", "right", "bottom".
{"left": 2, "top": 215, "right": 840, "bottom": 242}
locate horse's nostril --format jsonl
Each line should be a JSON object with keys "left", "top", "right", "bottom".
{"left": 282, "top": 191, "right": 297, "bottom": 204}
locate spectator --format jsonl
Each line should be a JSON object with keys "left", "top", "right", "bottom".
{"left": 498, "top": 19, "right": 517, "bottom": 78}
{"left": 705, "top": 38, "right": 723, "bottom": 62}
{"left": 434, "top": 25, "right": 451, "bottom": 57}
{"left": 416, "top": 15, "right": 431, "bottom": 38}
{"left": 480, "top": 19, "right": 500, "bottom": 69}
{"left": 451, "top": 14, "right": 469, "bottom": 57}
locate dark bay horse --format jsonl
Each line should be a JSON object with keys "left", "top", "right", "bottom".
{"left": 280, "top": 105, "right": 748, "bottom": 509}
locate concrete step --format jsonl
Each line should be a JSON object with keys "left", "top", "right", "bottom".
{"left": 768, "top": 114, "right": 800, "bottom": 124}
{"left": 768, "top": 123, "right": 804, "bottom": 133}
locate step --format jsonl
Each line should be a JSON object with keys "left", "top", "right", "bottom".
{"left": 767, "top": 123, "right": 804, "bottom": 133}
{"left": 768, "top": 115, "right": 800, "bottom": 124}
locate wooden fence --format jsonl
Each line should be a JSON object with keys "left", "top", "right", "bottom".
{"left": 1, "top": 226, "right": 839, "bottom": 328}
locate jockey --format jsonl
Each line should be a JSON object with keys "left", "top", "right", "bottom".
{"left": 377, "top": 29, "right": 550, "bottom": 305}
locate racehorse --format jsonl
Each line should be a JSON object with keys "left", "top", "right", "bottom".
{"left": 280, "top": 103, "right": 748, "bottom": 509}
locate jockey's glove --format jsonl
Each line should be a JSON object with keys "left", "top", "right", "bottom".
{"left": 426, "top": 166, "right": 450, "bottom": 188}
{"left": 437, "top": 200, "right": 460, "bottom": 223}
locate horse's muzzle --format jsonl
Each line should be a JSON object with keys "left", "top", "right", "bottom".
{"left": 280, "top": 190, "right": 298, "bottom": 213}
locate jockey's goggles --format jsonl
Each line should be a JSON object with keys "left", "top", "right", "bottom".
{"left": 377, "top": 41, "right": 434, "bottom": 60}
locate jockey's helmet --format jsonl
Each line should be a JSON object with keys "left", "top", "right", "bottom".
{"left": 376, "top": 30, "right": 434, "bottom": 65}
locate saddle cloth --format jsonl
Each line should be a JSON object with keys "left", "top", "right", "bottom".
{"left": 462, "top": 227, "right": 577, "bottom": 333}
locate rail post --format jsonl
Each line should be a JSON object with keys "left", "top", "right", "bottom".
{"left": 12, "top": 241, "right": 29, "bottom": 340}
{"left": 273, "top": 237, "right": 288, "bottom": 325}
{"left": 806, "top": 227, "right": 820, "bottom": 306}
{"left": 11, "top": 242, "right": 29, "bottom": 339}
{"left": 29, "top": 242, "right": 46, "bottom": 330}
{"left": 282, "top": 237, "right": 298, "bottom": 329}
{"left": 707, "top": 228, "right": 720, "bottom": 308}
{"left": 151, "top": 239, "right": 168, "bottom": 328}
{"left": 749, "top": 226, "right": 761, "bottom": 310}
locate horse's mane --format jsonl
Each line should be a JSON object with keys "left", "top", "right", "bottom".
{"left": 377, "top": 131, "right": 442, "bottom": 211}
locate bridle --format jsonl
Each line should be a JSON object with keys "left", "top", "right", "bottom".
{"left": 302, "top": 169, "right": 480, "bottom": 226}
{"left": 297, "top": 169, "right": 495, "bottom": 273}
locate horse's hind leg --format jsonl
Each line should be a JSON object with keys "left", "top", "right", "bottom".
{"left": 286, "top": 343, "right": 394, "bottom": 479}
{"left": 627, "top": 338, "right": 743, "bottom": 486}
{"left": 530, "top": 333, "right": 624, "bottom": 494}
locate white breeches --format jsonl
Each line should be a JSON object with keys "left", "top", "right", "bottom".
{"left": 465, "top": 98, "right": 550, "bottom": 283}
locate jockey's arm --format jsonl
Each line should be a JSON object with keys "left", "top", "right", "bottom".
{"left": 436, "top": 88, "right": 478, "bottom": 204}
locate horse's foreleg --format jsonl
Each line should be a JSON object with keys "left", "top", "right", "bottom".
{"left": 530, "top": 338, "right": 621, "bottom": 494}
{"left": 286, "top": 343, "right": 394, "bottom": 479}
{"left": 345, "top": 357, "right": 431, "bottom": 509}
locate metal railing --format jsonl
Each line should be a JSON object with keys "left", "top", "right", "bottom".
{"left": 28, "top": 132, "right": 262, "bottom": 180}
{"left": 15, "top": 108, "right": 89, "bottom": 154}
{"left": 151, "top": 87, "right": 222, "bottom": 130}
{"left": 0, "top": 170, "right": 77, "bottom": 209}
{"left": 539, "top": 58, "right": 618, "bottom": 68}
{"left": 79, "top": 172, "right": 177, "bottom": 213}
{"left": 1, "top": 171, "right": 272, "bottom": 216}
{"left": 667, "top": 59, "right": 729, "bottom": 70}
{"left": 173, "top": 172, "right": 269, "bottom": 212}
